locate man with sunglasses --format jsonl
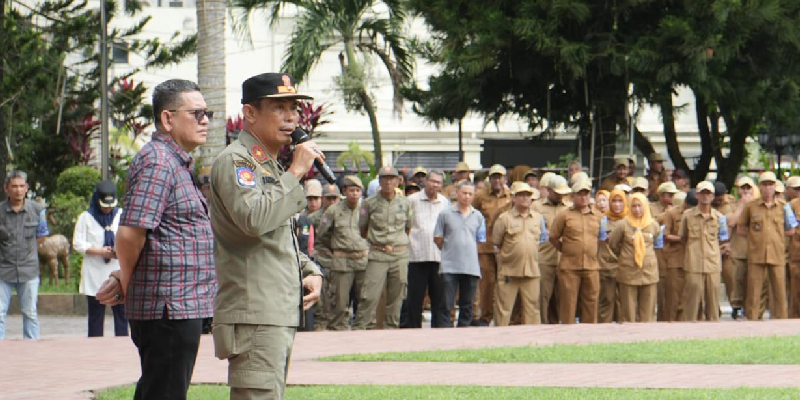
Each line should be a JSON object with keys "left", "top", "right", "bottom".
{"left": 95, "top": 79, "right": 218, "bottom": 400}
{"left": 209, "top": 73, "right": 324, "bottom": 400}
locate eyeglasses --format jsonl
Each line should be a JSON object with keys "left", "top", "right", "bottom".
{"left": 168, "top": 108, "right": 214, "bottom": 123}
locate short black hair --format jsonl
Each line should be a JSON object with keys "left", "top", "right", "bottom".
{"left": 152, "top": 79, "right": 201, "bottom": 129}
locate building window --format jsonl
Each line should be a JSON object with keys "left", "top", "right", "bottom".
{"left": 112, "top": 42, "right": 129, "bottom": 64}
{"left": 169, "top": 0, "right": 183, "bottom": 6}
{"left": 394, "top": 152, "right": 460, "bottom": 170}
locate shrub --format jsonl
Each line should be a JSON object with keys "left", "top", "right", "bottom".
{"left": 48, "top": 192, "right": 89, "bottom": 243}
{"left": 56, "top": 166, "right": 100, "bottom": 198}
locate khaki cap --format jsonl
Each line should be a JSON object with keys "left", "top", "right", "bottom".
{"left": 304, "top": 180, "right": 322, "bottom": 197}
{"left": 488, "top": 164, "right": 507, "bottom": 176}
{"left": 614, "top": 157, "right": 629, "bottom": 168}
{"left": 758, "top": 171, "right": 777, "bottom": 184}
{"left": 412, "top": 166, "right": 428, "bottom": 176}
{"left": 540, "top": 172, "right": 556, "bottom": 188}
{"left": 572, "top": 180, "right": 592, "bottom": 193}
{"left": 657, "top": 181, "right": 679, "bottom": 194}
{"left": 454, "top": 162, "right": 471, "bottom": 172}
{"left": 614, "top": 184, "right": 632, "bottom": 193}
{"left": 523, "top": 169, "right": 538, "bottom": 179}
{"left": 510, "top": 181, "right": 535, "bottom": 195}
{"left": 322, "top": 184, "right": 341, "bottom": 197}
{"left": 787, "top": 176, "right": 800, "bottom": 189}
{"left": 549, "top": 175, "right": 572, "bottom": 195}
{"left": 631, "top": 177, "right": 649, "bottom": 190}
{"left": 673, "top": 191, "right": 687, "bottom": 207}
{"left": 735, "top": 176, "right": 755, "bottom": 188}
{"left": 696, "top": 181, "right": 715, "bottom": 193}
{"left": 570, "top": 171, "right": 589, "bottom": 186}
{"left": 378, "top": 166, "right": 400, "bottom": 177}
{"left": 648, "top": 152, "right": 665, "bottom": 162}
{"left": 342, "top": 175, "right": 363, "bottom": 189}
{"left": 776, "top": 180, "right": 785, "bottom": 193}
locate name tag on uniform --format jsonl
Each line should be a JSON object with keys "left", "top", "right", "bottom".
{"left": 262, "top": 176, "right": 278, "bottom": 185}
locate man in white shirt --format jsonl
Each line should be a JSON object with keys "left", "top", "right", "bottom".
{"left": 402, "top": 170, "right": 449, "bottom": 328}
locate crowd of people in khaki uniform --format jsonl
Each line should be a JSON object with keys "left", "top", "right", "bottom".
{"left": 300, "top": 151, "right": 800, "bottom": 330}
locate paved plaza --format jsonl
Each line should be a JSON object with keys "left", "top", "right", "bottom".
{"left": 3, "top": 317, "right": 800, "bottom": 399}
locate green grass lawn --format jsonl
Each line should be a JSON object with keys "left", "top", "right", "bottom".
{"left": 323, "top": 335, "right": 800, "bottom": 365}
{"left": 95, "top": 385, "right": 800, "bottom": 400}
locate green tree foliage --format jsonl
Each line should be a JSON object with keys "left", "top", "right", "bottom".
{"left": 406, "top": 0, "right": 800, "bottom": 187}
{"left": 56, "top": 165, "right": 101, "bottom": 198}
{"left": 231, "top": 0, "right": 414, "bottom": 169}
{"left": 1, "top": 0, "right": 195, "bottom": 196}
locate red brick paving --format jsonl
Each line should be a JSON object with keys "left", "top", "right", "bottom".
{"left": 4, "top": 320, "right": 800, "bottom": 399}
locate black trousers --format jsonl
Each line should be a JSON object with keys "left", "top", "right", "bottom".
{"left": 442, "top": 273, "right": 479, "bottom": 327}
{"left": 87, "top": 295, "right": 128, "bottom": 337}
{"left": 130, "top": 311, "right": 203, "bottom": 400}
{"left": 401, "top": 261, "right": 446, "bottom": 328}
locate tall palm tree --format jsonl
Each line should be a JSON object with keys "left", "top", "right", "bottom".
{"left": 196, "top": 0, "right": 227, "bottom": 168}
{"left": 231, "top": 0, "right": 413, "bottom": 169}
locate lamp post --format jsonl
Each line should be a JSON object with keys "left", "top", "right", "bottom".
{"left": 758, "top": 123, "right": 794, "bottom": 179}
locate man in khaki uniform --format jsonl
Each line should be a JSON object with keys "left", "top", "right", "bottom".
{"left": 651, "top": 181, "right": 677, "bottom": 320}
{"left": 599, "top": 157, "right": 631, "bottom": 192}
{"left": 492, "top": 182, "right": 547, "bottom": 326}
{"left": 532, "top": 175, "right": 570, "bottom": 324}
{"left": 787, "top": 176, "right": 800, "bottom": 318}
{"left": 442, "top": 162, "right": 471, "bottom": 201}
{"left": 645, "top": 153, "right": 669, "bottom": 202}
{"left": 679, "top": 181, "right": 729, "bottom": 321}
{"left": 316, "top": 176, "right": 369, "bottom": 330}
{"left": 663, "top": 190, "right": 693, "bottom": 321}
{"left": 354, "top": 166, "right": 412, "bottom": 329}
{"left": 738, "top": 171, "right": 798, "bottom": 320}
{"left": 631, "top": 177, "right": 649, "bottom": 197}
{"left": 710, "top": 181, "right": 737, "bottom": 316}
{"left": 472, "top": 164, "right": 512, "bottom": 325}
{"left": 726, "top": 176, "right": 756, "bottom": 319}
{"left": 301, "top": 180, "right": 322, "bottom": 217}
{"left": 549, "top": 180, "right": 606, "bottom": 324}
{"left": 308, "top": 183, "right": 341, "bottom": 330}
{"left": 210, "top": 72, "right": 323, "bottom": 400}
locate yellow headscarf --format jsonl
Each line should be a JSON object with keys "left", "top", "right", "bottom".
{"left": 626, "top": 193, "right": 653, "bottom": 268}
{"left": 606, "top": 189, "right": 629, "bottom": 221}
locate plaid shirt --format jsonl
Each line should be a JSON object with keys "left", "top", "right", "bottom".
{"left": 120, "top": 132, "right": 217, "bottom": 320}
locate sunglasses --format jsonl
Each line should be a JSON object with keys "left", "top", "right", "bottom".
{"left": 169, "top": 108, "right": 214, "bottom": 123}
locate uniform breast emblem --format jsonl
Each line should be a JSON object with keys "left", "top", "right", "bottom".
{"left": 236, "top": 167, "right": 257, "bottom": 188}
{"left": 251, "top": 145, "right": 268, "bottom": 163}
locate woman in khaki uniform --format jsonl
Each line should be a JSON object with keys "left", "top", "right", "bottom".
{"left": 609, "top": 193, "right": 662, "bottom": 322}
{"left": 597, "top": 189, "right": 627, "bottom": 323}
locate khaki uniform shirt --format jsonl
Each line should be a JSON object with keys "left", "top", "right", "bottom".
{"left": 679, "top": 208, "right": 724, "bottom": 273}
{"left": 442, "top": 184, "right": 457, "bottom": 202}
{"left": 663, "top": 205, "right": 686, "bottom": 269}
{"left": 790, "top": 198, "right": 800, "bottom": 262}
{"left": 318, "top": 201, "right": 369, "bottom": 271}
{"left": 210, "top": 130, "right": 322, "bottom": 327}
{"left": 740, "top": 198, "right": 790, "bottom": 266}
{"left": 493, "top": 208, "right": 546, "bottom": 278}
{"left": 473, "top": 187, "right": 512, "bottom": 254}
{"left": 645, "top": 170, "right": 668, "bottom": 201}
{"left": 533, "top": 198, "right": 568, "bottom": 265}
{"left": 609, "top": 219, "right": 660, "bottom": 285}
{"left": 599, "top": 175, "right": 628, "bottom": 192}
{"left": 550, "top": 206, "right": 603, "bottom": 271}
{"left": 359, "top": 193, "right": 412, "bottom": 261}
{"left": 598, "top": 218, "right": 624, "bottom": 273}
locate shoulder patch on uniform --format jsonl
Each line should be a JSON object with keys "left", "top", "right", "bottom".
{"left": 251, "top": 145, "right": 268, "bottom": 163}
{"left": 236, "top": 166, "right": 257, "bottom": 188}
{"left": 360, "top": 206, "right": 368, "bottom": 216}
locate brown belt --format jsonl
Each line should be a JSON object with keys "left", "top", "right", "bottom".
{"left": 370, "top": 244, "right": 407, "bottom": 254}
{"left": 332, "top": 250, "right": 368, "bottom": 259}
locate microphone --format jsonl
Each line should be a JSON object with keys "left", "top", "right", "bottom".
{"left": 290, "top": 128, "right": 337, "bottom": 184}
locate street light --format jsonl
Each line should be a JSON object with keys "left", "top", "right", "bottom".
{"left": 758, "top": 123, "right": 794, "bottom": 179}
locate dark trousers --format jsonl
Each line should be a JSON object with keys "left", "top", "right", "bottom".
{"left": 401, "top": 261, "right": 446, "bottom": 328}
{"left": 130, "top": 312, "right": 203, "bottom": 400}
{"left": 87, "top": 295, "right": 128, "bottom": 337}
{"left": 442, "top": 273, "right": 479, "bottom": 327}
